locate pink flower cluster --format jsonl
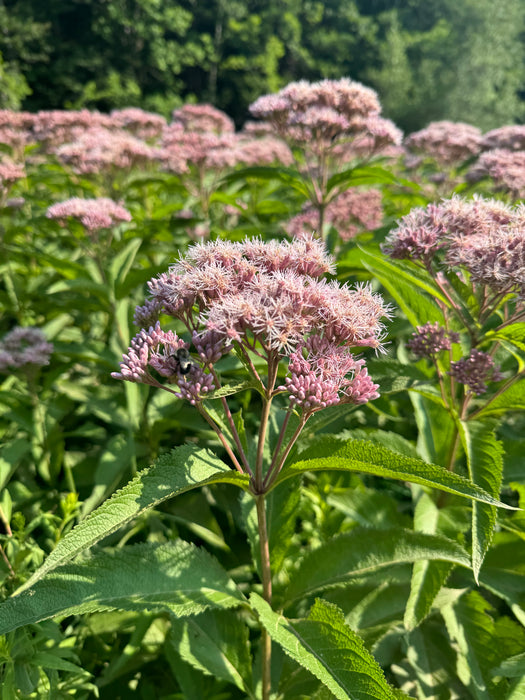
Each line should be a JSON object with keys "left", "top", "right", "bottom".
{"left": 46, "top": 197, "right": 132, "bottom": 231}
{"left": 404, "top": 121, "right": 482, "bottom": 168}
{"left": 0, "top": 111, "right": 35, "bottom": 156}
{"left": 56, "top": 127, "right": 159, "bottom": 174}
{"left": 449, "top": 349, "right": 502, "bottom": 395}
{"left": 33, "top": 110, "right": 113, "bottom": 149}
{"left": 383, "top": 194, "right": 525, "bottom": 296}
{"left": 467, "top": 149, "right": 525, "bottom": 199}
{"left": 0, "top": 327, "right": 53, "bottom": 372}
{"left": 0, "top": 161, "right": 25, "bottom": 196}
{"left": 481, "top": 125, "right": 525, "bottom": 151}
{"left": 285, "top": 188, "right": 383, "bottom": 241}
{"left": 109, "top": 108, "right": 167, "bottom": 140}
{"left": 113, "top": 235, "right": 390, "bottom": 414}
{"left": 407, "top": 322, "right": 460, "bottom": 357}
{"left": 171, "top": 104, "right": 235, "bottom": 134}
{"left": 159, "top": 125, "right": 238, "bottom": 174}
{"left": 249, "top": 78, "right": 402, "bottom": 155}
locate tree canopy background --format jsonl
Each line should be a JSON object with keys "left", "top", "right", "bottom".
{"left": 1, "top": 0, "right": 524, "bottom": 131}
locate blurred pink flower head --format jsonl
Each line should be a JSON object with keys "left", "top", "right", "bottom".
{"left": 249, "top": 78, "right": 400, "bottom": 157}
{"left": 171, "top": 104, "right": 235, "bottom": 134}
{"left": 56, "top": 127, "right": 158, "bottom": 174}
{"left": 47, "top": 197, "right": 132, "bottom": 231}
{"left": 109, "top": 107, "right": 167, "bottom": 139}
{"left": 404, "top": 121, "right": 482, "bottom": 168}
{"left": 0, "top": 327, "right": 53, "bottom": 372}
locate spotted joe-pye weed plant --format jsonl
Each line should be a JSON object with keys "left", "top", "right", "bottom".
{"left": 0, "top": 231, "right": 519, "bottom": 699}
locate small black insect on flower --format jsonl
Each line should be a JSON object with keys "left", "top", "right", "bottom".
{"left": 175, "top": 347, "right": 194, "bottom": 375}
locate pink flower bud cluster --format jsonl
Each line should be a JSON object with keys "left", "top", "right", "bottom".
{"left": 249, "top": 78, "right": 401, "bottom": 155}
{"left": 404, "top": 121, "right": 482, "bottom": 168}
{"left": 114, "top": 235, "right": 390, "bottom": 411}
{"left": 449, "top": 349, "right": 502, "bottom": 395}
{"left": 285, "top": 188, "right": 383, "bottom": 241}
{"left": 383, "top": 194, "right": 525, "bottom": 296}
{"left": 46, "top": 197, "right": 132, "bottom": 231}
{"left": 407, "top": 322, "right": 460, "bottom": 357}
{"left": 278, "top": 336, "right": 379, "bottom": 411}
{"left": 112, "top": 322, "right": 217, "bottom": 404}
{"left": 56, "top": 127, "right": 159, "bottom": 174}
{"left": 382, "top": 203, "right": 448, "bottom": 262}
{"left": 467, "top": 149, "right": 525, "bottom": 200}
{"left": 0, "top": 327, "right": 53, "bottom": 372}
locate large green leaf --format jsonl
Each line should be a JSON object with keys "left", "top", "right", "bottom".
{"left": 15, "top": 445, "right": 249, "bottom": 594}
{"left": 278, "top": 437, "right": 513, "bottom": 509}
{"left": 250, "top": 594, "right": 403, "bottom": 700}
{"left": 478, "top": 533, "right": 525, "bottom": 626}
{"left": 441, "top": 591, "right": 499, "bottom": 700}
{"left": 474, "top": 379, "right": 525, "bottom": 417}
{"left": 486, "top": 323, "right": 525, "bottom": 353}
{"left": 168, "top": 609, "right": 254, "bottom": 697}
{"left": 403, "top": 622, "right": 464, "bottom": 698}
{"left": 0, "top": 541, "right": 244, "bottom": 635}
{"left": 404, "top": 493, "right": 454, "bottom": 631}
{"left": 365, "top": 358, "right": 435, "bottom": 395}
{"left": 459, "top": 420, "right": 504, "bottom": 581}
{"left": 284, "top": 528, "right": 470, "bottom": 604}
{"left": 359, "top": 248, "right": 446, "bottom": 325}
{"left": 111, "top": 238, "right": 142, "bottom": 296}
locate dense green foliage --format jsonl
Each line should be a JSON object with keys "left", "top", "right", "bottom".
{"left": 1, "top": 0, "right": 525, "bottom": 129}
{"left": 1, "top": 84, "right": 525, "bottom": 696}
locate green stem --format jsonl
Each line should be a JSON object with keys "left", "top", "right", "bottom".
{"left": 196, "top": 404, "right": 245, "bottom": 474}
{"left": 264, "top": 412, "right": 308, "bottom": 491}
{"left": 256, "top": 494, "right": 272, "bottom": 700}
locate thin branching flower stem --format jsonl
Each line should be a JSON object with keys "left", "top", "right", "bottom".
{"left": 196, "top": 404, "right": 245, "bottom": 474}
{"left": 256, "top": 494, "right": 272, "bottom": 700}
{"left": 264, "top": 414, "right": 308, "bottom": 491}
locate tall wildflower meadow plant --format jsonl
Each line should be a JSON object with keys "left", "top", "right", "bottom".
{"left": 248, "top": 79, "right": 402, "bottom": 238}
{"left": 0, "top": 233, "right": 515, "bottom": 699}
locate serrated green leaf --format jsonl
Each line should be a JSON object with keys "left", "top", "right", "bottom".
{"left": 459, "top": 421, "right": 504, "bottom": 581}
{"left": 284, "top": 528, "right": 469, "bottom": 604}
{"left": 168, "top": 609, "right": 254, "bottom": 697}
{"left": 250, "top": 594, "right": 402, "bottom": 700}
{"left": 0, "top": 541, "right": 244, "bottom": 634}
{"left": 279, "top": 436, "right": 514, "bottom": 509}
{"left": 15, "top": 445, "right": 249, "bottom": 594}
{"left": 365, "top": 358, "right": 434, "bottom": 395}
{"left": 475, "top": 379, "right": 525, "bottom": 417}
{"left": 487, "top": 323, "right": 525, "bottom": 353}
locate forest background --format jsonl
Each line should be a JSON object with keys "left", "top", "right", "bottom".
{"left": 1, "top": 0, "right": 524, "bottom": 132}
